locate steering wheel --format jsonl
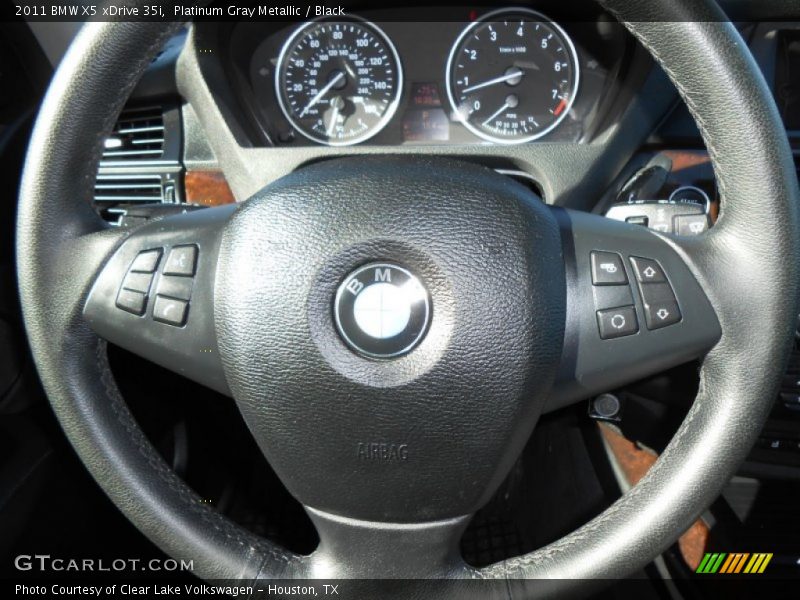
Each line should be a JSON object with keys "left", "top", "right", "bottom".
{"left": 16, "top": 0, "right": 800, "bottom": 596}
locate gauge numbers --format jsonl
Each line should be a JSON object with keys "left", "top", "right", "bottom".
{"left": 446, "top": 8, "right": 579, "bottom": 144}
{"left": 276, "top": 20, "right": 402, "bottom": 146}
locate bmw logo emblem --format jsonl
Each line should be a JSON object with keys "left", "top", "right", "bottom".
{"left": 334, "top": 263, "right": 431, "bottom": 359}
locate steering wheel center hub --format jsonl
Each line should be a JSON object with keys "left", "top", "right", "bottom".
{"left": 214, "top": 157, "right": 566, "bottom": 521}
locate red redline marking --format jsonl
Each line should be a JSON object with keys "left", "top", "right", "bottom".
{"left": 553, "top": 98, "right": 568, "bottom": 117}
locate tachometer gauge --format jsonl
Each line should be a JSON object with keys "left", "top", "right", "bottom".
{"left": 276, "top": 20, "right": 402, "bottom": 146}
{"left": 446, "top": 8, "right": 579, "bottom": 144}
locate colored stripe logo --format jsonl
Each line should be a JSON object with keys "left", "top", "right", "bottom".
{"left": 696, "top": 552, "right": 773, "bottom": 574}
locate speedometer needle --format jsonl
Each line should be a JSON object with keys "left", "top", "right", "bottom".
{"left": 326, "top": 103, "right": 340, "bottom": 137}
{"left": 481, "top": 102, "right": 511, "bottom": 127}
{"left": 300, "top": 71, "right": 345, "bottom": 117}
{"left": 463, "top": 68, "right": 523, "bottom": 94}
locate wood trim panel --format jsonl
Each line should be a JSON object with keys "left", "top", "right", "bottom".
{"left": 661, "top": 149, "right": 711, "bottom": 173}
{"left": 184, "top": 170, "right": 236, "bottom": 207}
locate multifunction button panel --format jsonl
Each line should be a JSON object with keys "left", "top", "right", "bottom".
{"left": 591, "top": 251, "right": 682, "bottom": 340}
{"left": 115, "top": 245, "right": 198, "bottom": 327}
{"left": 629, "top": 257, "right": 681, "bottom": 330}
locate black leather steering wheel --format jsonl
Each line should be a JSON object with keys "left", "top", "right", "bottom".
{"left": 15, "top": 1, "right": 800, "bottom": 597}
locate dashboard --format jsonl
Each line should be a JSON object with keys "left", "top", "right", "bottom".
{"left": 224, "top": 4, "right": 629, "bottom": 147}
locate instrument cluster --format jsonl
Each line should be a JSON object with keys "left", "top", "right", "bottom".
{"left": 229, "top": 5, "right": 628, "bottom": 147}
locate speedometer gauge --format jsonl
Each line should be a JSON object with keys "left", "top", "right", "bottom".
{"left": 446, "top": 8, "right": 579, "bottom": 144}
{"left": 276, "top": 20, "right": 402, "bottom": 146}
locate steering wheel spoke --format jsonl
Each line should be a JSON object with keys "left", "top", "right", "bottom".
{"left": 546, "top": 208, "right": 721, "bottom": 412}
{"left": 301, "top": 507, "right": 474, "bottom": 580}
{"left": 83, "top": 205, "right": 235, "bottom": 396}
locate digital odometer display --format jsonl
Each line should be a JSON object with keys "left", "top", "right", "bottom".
{"left": 276, "top": 20, "right": 402, "bottom": 146}
{"left": 446, "top": 9, "right": 579, "bottom": 144}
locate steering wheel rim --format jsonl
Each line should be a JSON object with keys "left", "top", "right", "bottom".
{"left": 16, "top": 1, "right": 800, "bottom": 596}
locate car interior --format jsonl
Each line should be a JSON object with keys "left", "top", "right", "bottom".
{"left": 2, "top": 0, "right": 800, "bottom": 597}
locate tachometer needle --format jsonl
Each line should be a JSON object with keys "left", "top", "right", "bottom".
{"left": 463, "top": 68, "right": 523, "bottom": 94}
{"left": 481, "top": 102, "right": 511, "bottom": 127}
{"left": 300, "top": 71, "right": 345, "bottom": 117}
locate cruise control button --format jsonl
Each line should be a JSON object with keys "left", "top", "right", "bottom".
{"left": 630, "top": 257, "right": 666, "bottom": 283}
{"left": 156, "top": 275, "right": 193, "bottom": 301}
{"left": 163, "top": 245, "right": 198, "bottom": 276}
{"left": 130, "top": 249, "right": 162, "bottom": 273}
{"left": 639, "top": 282, "right": 682, "bottom": 329}
{"left": 591, "top": 251, "right": 627, "bottom": 285}
{"left": 644, "top": 300, "right": 681, "bottom": 330}
{"left": 597, "top": 306, "right": 638, "bottom": 339}
{"left": 153, "top": 296, "right": 189, "bottom": 327}
{"left": 116, "top": 289, "right": 147, "bottom": 316}
{"left": 121, "top": 271, "right": 153, "bottom": 294}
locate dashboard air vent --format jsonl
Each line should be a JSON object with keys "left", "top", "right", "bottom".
{"left": 102, "top": 106, "right": 165, "bottom": 162}
{"left": 94, "top": 173, "right": 165, "bottom": 203}
{"left": 94, "top": 103, "right": 182, "bottom": 225}
{"left": 94, "top": 173, "right": 178, "bottom": 226}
